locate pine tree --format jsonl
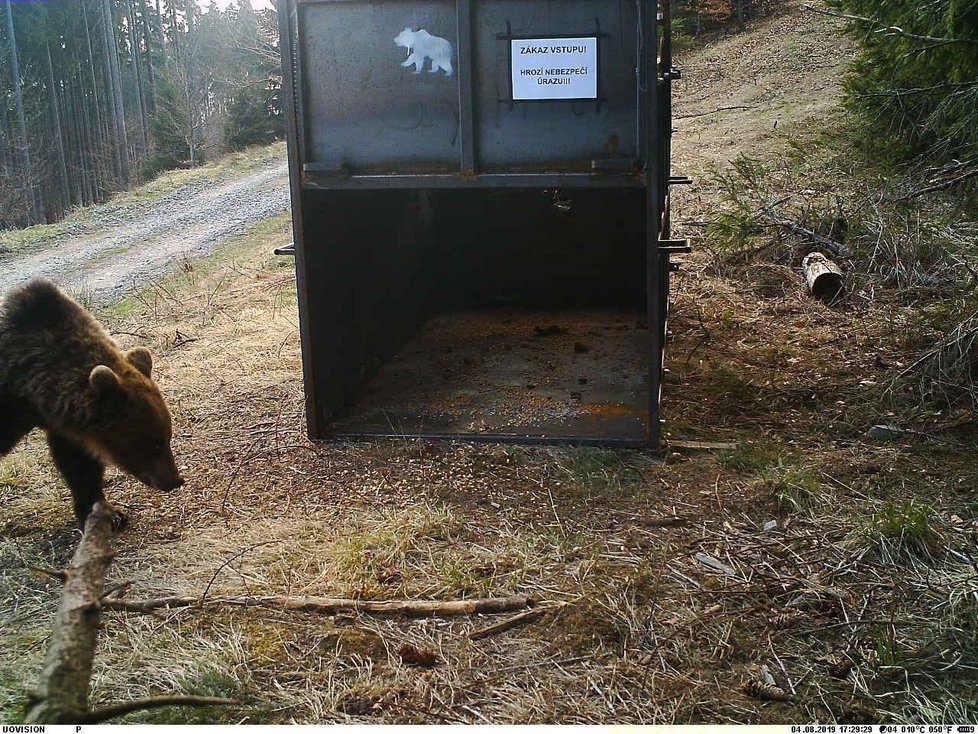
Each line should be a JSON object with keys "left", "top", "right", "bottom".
{"left": 829, "top": 0, "right": 978, "bottom": 162}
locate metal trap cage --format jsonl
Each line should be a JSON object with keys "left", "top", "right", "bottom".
{"left": 278, "top": 0, "right": 687, "bottom": 446}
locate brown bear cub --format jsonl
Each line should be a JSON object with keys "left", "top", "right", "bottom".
{"left": 0, "top": 278, "right": 184, "bottom": 529}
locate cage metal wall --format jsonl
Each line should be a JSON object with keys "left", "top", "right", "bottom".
{"left": 278, "top": 0, "right": 682, "bottom": 446}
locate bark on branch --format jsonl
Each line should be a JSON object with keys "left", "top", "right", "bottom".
{"left": 468, "top": 608, "right": 548, "bottom": 640}
{"left": 24, "top": 502, "right": 234, "bottom": 723}
{"left": 762, "top": 214, "right": 853, "bottom": 257}
{"left": 105, "top": 593, "right": 533, "bottom": 618}
{"left": 25, "top": 502, "right": 116, "bottom": 723}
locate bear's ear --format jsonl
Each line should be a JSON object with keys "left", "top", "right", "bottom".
{"left": 126, "top": 347, "right": 153, "bottom": 378}
{"left": 89, "top": 365, "right": 122, "bottom": 395}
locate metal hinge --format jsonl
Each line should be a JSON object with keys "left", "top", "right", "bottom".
{"left": 659, "top": 239, "right": 691, "bottom": 254}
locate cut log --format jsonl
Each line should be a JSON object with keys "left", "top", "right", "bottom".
{"left": 105, "top": 593, "right": 533, "bottom": 618}
{"left": 802, "top": 252, "right": 844, "bottom": 301}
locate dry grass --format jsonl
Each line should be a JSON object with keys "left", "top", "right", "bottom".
{"left": 2, "top": 207, "right": 974, "bottom": 721}
{"left": 2, "top": 5, "right": 977, "bottom": 725}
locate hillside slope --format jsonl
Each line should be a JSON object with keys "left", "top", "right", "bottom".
{"left": 672, "top": 2, "right": 857, "bottom": 178}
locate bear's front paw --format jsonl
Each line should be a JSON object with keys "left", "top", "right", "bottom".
{"left": 104, "top": 503, "right": 129, "bottom": 533}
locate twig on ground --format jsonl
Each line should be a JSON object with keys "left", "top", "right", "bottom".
{"left": 898, "top": 165, "right": 978, "bottom": 201}
{"left": 30, "top": 566, "right": 67, "bottom": 583}
{"left": 82, "top": 696, "right": 237, "bottom": 724}
{"left": 468, "top": 608, "right": 548, "bottom": 640}
{"left": 676, "top": 105, "right": 757, "bottom": 120}
{"left": 766, "top": 215, "right": 853, "bottom": 257}
{"left": 200, "top": 539, "right": 281, "bottom": 604}
{"left": 105, "top": 593, "right": 534, "bottom": 618}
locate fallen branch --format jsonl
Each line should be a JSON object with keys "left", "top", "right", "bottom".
{"left": 30, "top": 565, "right": 67, "bottom": 583}
{"left": 675, "top": 105, "right": 756, "bottom": 120}
{"left": 668, "top": 439, "right": 738, "bottom": 452}
{"left": 634, "top": 515, "right": 691, "bottom": 528}
{"left": 898, "top": 166, "right": 978, "bottom": 201}
{"left": 24, "top": 502, "right": 235, "bottom": 724}
{"left": 105, "top": 593, "right": 533, "bottom": 618}
{"left": 468, "top": 608, "right": 548, "bottom": 640}
{"left": 81, "top": 696, "right": 237, "bottom": 724}
{"left": 25, "top": 503, "right": 116, "bottom": 723}
{"left": 767, "top": 216, "right": 852, "bottom": 257}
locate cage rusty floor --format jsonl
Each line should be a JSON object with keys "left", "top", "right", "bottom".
{"left": 329, "top": 308, "right": 650, "bottom": 442}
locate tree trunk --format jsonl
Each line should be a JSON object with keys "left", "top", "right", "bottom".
{"left": 126, "top": 0, "right": 149, "bottom": 154}
{"left": 46, "top": 43, "right": 72, "bottom": 215}
{"left": 70, "top": 71, "right": 95, "bottom": 206}
{"left": 168, "top": 0, "right": 178, "bottom": 50}
{"left": 84, "top": 0, "right": 117, "bottom": 189}
{"left": 5, "top": 0, "right": 43, "bottom": 225}
{"left": 61, "top": 69, "right": 81, "bottom": 207}
{"left": 140, "top": 0, "right": 157, "bottom": 112}
{"left": 101, "top": 0, "right": 131, "bottom": 185}
{"left": 184, "top": 0, "right": 197, "bottom": 166}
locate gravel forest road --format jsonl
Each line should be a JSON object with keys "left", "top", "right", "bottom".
{"left": 0, "top": 156, "right": 290, "bottom": 303}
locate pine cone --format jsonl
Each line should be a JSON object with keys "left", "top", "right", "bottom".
{"left": 743, "top": 680, "right": 791, "bottom": 701}
{"left": 742, "top": 679, "right": 792, "bottom": 702}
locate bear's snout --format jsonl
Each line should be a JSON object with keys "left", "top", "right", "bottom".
{"left": 160, "top": 475, "right": 185, "bottom": 491}
{"left": 139, "top": 468, "right": 185, "bottom": 492}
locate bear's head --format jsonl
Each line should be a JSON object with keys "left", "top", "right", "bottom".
{"left": 394, "top": 27, "right": 416, "bottom": 49}
{"left": 84, "top": 347, "right": 185, "bottom": 492}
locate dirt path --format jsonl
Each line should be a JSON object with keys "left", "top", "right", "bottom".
{"left": 0, "top": 156, "right": 290, "bottom": 303}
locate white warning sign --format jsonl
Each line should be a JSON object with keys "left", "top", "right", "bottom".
{"left": 510, "top": 37, "right": 598, "bottom": 101}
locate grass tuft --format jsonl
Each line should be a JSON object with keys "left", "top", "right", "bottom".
{"left": 859, "top": 500, "right": 945, "bottom": 563}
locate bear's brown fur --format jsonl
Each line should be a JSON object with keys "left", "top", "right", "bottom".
{"left": 0, "top": 278, "right": 184, "bottom": 528}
